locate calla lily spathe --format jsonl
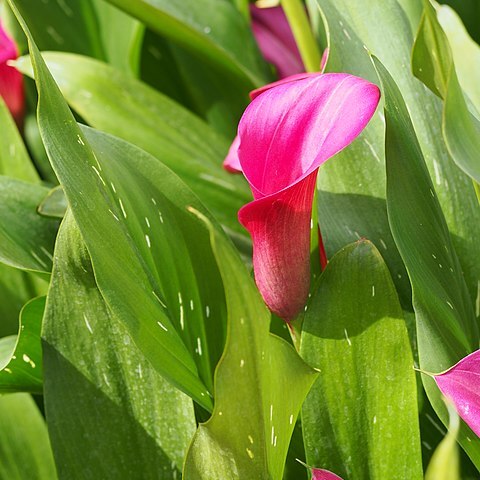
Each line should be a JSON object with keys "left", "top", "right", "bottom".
{"left": 434, "top": 349, "right": 480, "bottom": 438}
{"left": 312, "top": 468, "right": 343, "bottom": 480}
{"left": 250, "top": 4, "right": 304, "bottom": 79}
{"left": 234, "top": 73, "right": 380, "bottom": 321}
{"left": 0, "top": 23, "right": 24, "bottom": 125}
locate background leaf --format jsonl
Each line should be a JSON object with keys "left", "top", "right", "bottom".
{"left": 301, "top": 240, "right": 422, "bottom": 480}
{"left": 184, "top": 208, "right": 317, "bottom": 480}
{"left": 0, "top": 393, "right": 57, "bottom": 479}
{"left": 43, "top": 211, "right": 196, "bottom": 479}
{"left": 0, "top": 177, "right": 58, "bottom": 272}
{"left": 0, "top": 296, "right": 44, "bottom": 393}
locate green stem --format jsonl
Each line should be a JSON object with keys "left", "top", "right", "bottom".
{"left": 281, "top": 0, "right": 321, "bottom": 72}
{"left": 235, "top": 0, "right": 250, "bottom": 21}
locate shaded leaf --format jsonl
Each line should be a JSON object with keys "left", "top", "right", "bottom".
{"left": 301, "top": 241, "right": 422, "bottom": 480}
{"left": 103, "top": 0, "right": 270, "bottom": 87}
{"left": 37, "top": 185, "right": 67, "bottom": 219}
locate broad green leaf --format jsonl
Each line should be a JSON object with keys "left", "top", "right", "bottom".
{"left": 37, "top": 186, "right": 67, "bottom": 219}
{"left": 12, "top": 2, "right": 241, "bottom": 409}
{"left": 3, "top": 0, "right": 104, "bottom": 58}
{"left": 425, "top": 400, "right": 460, "bottom": 480}
{"left": 93, "top": 0, "right": 143, "bottom": 74}
{"left": 0, "top": 177, "right": 58, "bottom": 273}
{"left": 301, "top": 241, "right": 422, "bottom": 480}
{"left": 184, "top": 208, "right": 317, "bottom": 480}
{"left": 43, "top": 211, "right": 195, "bottom": 479}
{"left": 0, "top": 98, "right": 38, "bottom": 183}
{"left": 103, "top": 0, "right": 270, "bottom": 88}
{"left": 16, "top": 52, "right": 252, "bottom": 245}
{"left": 412, "top": 0, "right": 480, "bottom": 189}
{"left": 437, "top": 5, "right": 480, "bottom": 115}
{"left": 0, "top": 297, "right": 44, "bottom": 393}
{"left": 308, "top": 0, "right": 480, "bottom": 310}
{"left": 0, "top": 393, "right": 57, "bottom": 479}
{"left": 439, "top": 0, "right": 480, "bottom": 45}
{"left": 373, "top": 56, "right": 480, "bottom": 466}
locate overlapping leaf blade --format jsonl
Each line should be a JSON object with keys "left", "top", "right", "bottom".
{"left": 373, "top": 56, "right": 480, "bottom": 466}
{"left": 184, "top": 209, "right": 317, "bottom": 480}
{"left": 301, "top": 241, "right": 422, "bottom": 480}
{"left": 43, "top": 211, "right": 196, "bottom": 478}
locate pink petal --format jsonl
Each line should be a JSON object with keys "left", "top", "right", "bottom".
{"left": 0, "top": 23, "right": 24, "bottom": 125}
{"left": 237, "top": 73, "right": 379, "bottom": 321}
{"left": 223, "top": 135, "right": 242, "bottom": 173}
{"left": 434, "top": 349, "right": 480, "bottom": 438}
{"left": 250, "top": 5, "right": 304, "bottom": 78}
{"left": 239, "top": 73, "right": 380, "bottom": 197}
{"left": 238, "top": 171, "right": 317, "bottom": 321}
{"left": 312, "top": 469, "right": 344, "bottom": 480}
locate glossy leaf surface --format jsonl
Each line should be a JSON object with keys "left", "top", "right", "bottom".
{"left": 301, "top": 241, "right": 422, "bottom": 480}
{"left": 43, "top": 212, "right": 196, "bottom": 479}
{"left": 184, "top": 209, "right": 317, "bottom": 480}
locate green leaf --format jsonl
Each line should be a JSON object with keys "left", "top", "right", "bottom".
{"left": 372, "top": 56, "right": 480, "bottom": 467}
{"left": 437, "top": 5, "right": 480, "bottom": 115}
{"left": 0, "top": 98, "right": 38, "bottom": 183}
{"left": 0, "top": 177, "right": 58, "bottom": 273}
{"left": 0, "top": 297, "right": 44, "bottom": 393}
{"left": 301, "top": 241, "right": 422, "bottom": 479}
{"left": 37, "top": 186, "right": 67, "bottom": 219}
{"left": 184, "top": 208, "right": 317, "bottom": 480}
{"left": 0, "top": 393, "right": 57, "bottom": 480}
{"left": 425, "top": 400, "right": 460, "bottom": 480}
{"left": 92, "top": 0, "right": 143, "bottom": 74}
{"left": 11, "top": 2, "right": 247, "bottom": 409}
{"left": 308, "top": 0, "right": 480, "bottom": 311}
{"left": 412, "top": 0, "right": 480, "bottom": 189}
{"left": 43, "top": 211, "right": 196, "bottom": 478}
{"left": 3, "top": 0, "right": 105, "bottom": 58}
{"left": 103, "top": 0, "right": 270, "bottom": 87}
{"left": 16, "top": 52, "right": 251, "bottom": 246}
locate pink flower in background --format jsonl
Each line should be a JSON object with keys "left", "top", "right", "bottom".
{"left": 250, "top": 4, "right": 304, "bottom": 79}
{"left": 234, "top": 73, "right": 380, "bottom": 321}
{"left": 0, "top": 23, "right": 24, "bottom": 126}
{"left": 434, "top": 349, "right": 480, "bottom": 438}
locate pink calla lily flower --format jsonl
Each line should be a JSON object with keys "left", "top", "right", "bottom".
{"left": 0, "top": 23, "right": 24, "bottom": 126}
{"left": 434, "top": 349, "right": 480, "bottom": 438}
{"left": 312, "top": 468, "right": 344, "bottom": 480}
{"left": 251, "top": 4, "right": 304, "bottom": 79}
{"left": 235, "top": 73, "right": 380, "bottom": 321}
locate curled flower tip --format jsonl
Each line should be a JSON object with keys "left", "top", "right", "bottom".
{"left": 312, "top": 468, "right": 344, "bottom": 480}
{"left": 0, "top": 24, "right": 24, "bottom": 126}
{"left": 250, "top": 4, "right": 304, "bottom": 79}
{"left": 434, "top": 349, "right": 480, "bottom": 438}
{"left": 237, "top": 73, "right": 380, "bottom": 321}
{"left": 223, "top": 135, "right": 242, "bottom": 173}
